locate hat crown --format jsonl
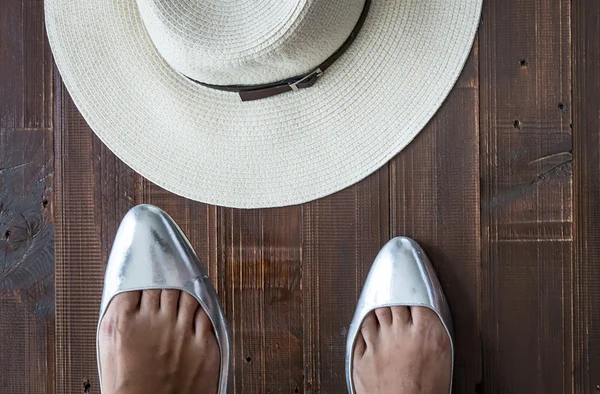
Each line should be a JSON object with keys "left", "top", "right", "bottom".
{"left": 137, "top": 0, "right": 365, "bottom": 85}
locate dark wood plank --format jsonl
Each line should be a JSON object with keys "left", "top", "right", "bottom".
{"left": 54, "top": 85, "right": 108, "bottom": 394}
{"left": 302, "top": 168, "right": 389, "bottom": 393}
{"left": 219, "top": 207, "right": 303, "bottom": 394}
{"left": 572, "top": 0, "right": 600, "bottom": 391}
{"left": 389, "top": 47, "right": 481, "bottom": 393}
{"left": 92, "top": 139, "right": 139, "bottom": 270}
{"left": 479, "top": 0, "right": 573, "bottom": 392}
{"left": 0, "top": 0, "right": 55, "bottom": 392}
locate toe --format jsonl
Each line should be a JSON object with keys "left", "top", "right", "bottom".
{"left": 411, "top": 306, "right": 442, "bottom": 328}
{"left": 391, "top": 306, "right": 412, "bottom": 325}
{"left": 374, "top": 307, "right": 393, "bottom": 327}
{"left": 99, "top": 292, "right": 141, "bottom": 342}
{"left": 194, "top": 306, "right": 214, "bottom": 334}
{"left": 360, "top": 311, "right": 379, "bottom": 345}
{"left": 353, "top": 332, "right": 367, "bottom": 358}
{"left": 411, "top": 307, "right": 450, "bottom": 350}
{"left": 109, "top": 291, "right": 142, "bottom": 314}
{"left": 178, "top": 291, "right": 200, "bottom": 329}
{"left": 140, "top": 289, "right": 161, "bottom": 311}
{"left": 160, "top": 289, "right": 180, "bottom": 315}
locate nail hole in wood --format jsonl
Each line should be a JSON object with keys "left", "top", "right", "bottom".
{"left": 513, "top": 120, "right": 522, "bottom": 130}
{"left": 294, "top": 387, "right": 299, "bottom": 393}
{"left": 520, "top": 58, "right": 528, "bottom": 67}
{"left": 42, "top": 199, "right": 48, "bottom": 209}
{"left": 4, "top": 230, "right": 10, "bottom": 241}
{"left": 83, "top": 378, "right": 91, "bottom": 393}
{"left": 0, "top": 203, "right": 3, "bottom": 212}
{"left": 558, "top": 102, "right": 565, "bottom": 111}
{"left": 245, "top": 356, "right": 252, "bottom": 363}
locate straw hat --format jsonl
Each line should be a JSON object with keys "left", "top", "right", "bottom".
{"left": 45, "top": 0, "right": 482, "bottom": 208}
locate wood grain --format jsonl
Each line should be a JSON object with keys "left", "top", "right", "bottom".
{"left": 219, "top": 207, "right": 303, "bottom": 393}
{"left": 572, "top": 0, "right": 600, "bottom": 391}
{"left": 0, "top": 0, "right": 55, "bottom": 393}
{"left": 55, "top": 84, "right": 106, "bottom": 394}
{"left": 479, "top": 0, "right": 573, "bottom": 392}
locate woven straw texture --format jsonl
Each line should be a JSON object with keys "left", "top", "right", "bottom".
{"left": 137, "top": 0, "right": 365, "bottom": 85}
{"left": 45, "top": 0, "right": 482, "bottom": 208}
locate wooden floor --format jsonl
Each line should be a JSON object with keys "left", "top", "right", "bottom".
{"left": 1, "top": 0, "right": 599, "bottom": 393}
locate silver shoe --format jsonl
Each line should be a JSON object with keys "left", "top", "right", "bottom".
{"left": 345, "top": 237, "right": 454, "bottom": 394}
{"left": 96, "top": 204, "right": 230, "bottom": 394}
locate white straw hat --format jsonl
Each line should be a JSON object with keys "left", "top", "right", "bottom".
{"left": 45, "top": 0, "right": 482, "bottom": 208}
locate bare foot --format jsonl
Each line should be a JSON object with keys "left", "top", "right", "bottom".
{"left": 352, "top": 306, "right": 451, "bottom": 394}
{"left": 98, "top": 289, "right": 220, "bottom": 394}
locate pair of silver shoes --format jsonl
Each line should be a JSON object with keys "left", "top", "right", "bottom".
{"left": 97, "top": 205, "right": 454, "bottom": 393}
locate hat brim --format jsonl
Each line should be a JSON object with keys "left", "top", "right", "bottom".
{"left": 45, "top": 0, "right": 482, "bottom": 208}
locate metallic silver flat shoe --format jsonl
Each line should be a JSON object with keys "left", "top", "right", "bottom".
{"left": 96, "top": 204, "right": 230, "bottom": 394}
{"left": 345, "top": 237, "right": 454, "bottom": 394}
